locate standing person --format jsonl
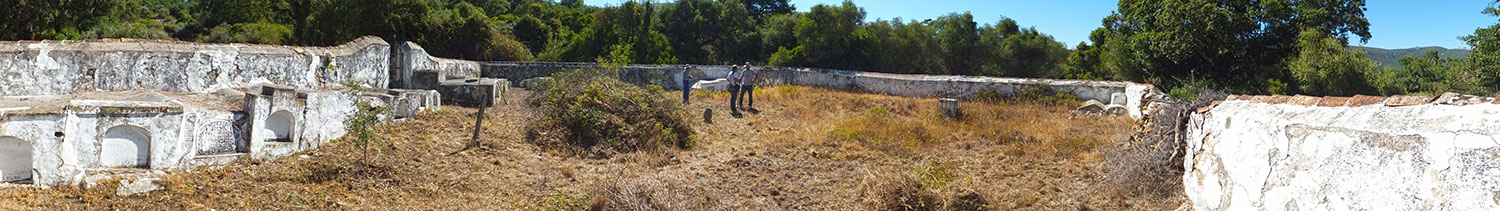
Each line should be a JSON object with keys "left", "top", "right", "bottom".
{"left": 741, "top": 62, "right": 757, "bottom": 110}
{"left": 728, "top": 65, "right": 742, "bottom": 113}
{"left": 681, "top": 65, "right": 695, "bottom": 104}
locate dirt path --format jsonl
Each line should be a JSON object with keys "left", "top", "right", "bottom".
{"left": 0, "top": 86, "right": 1180, "bottom": 210}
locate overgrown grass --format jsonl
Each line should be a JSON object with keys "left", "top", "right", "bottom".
{"left": 823, "top": 86, "right": 1121, "bottom": 159}
{"left": 525, "top": 68, "right": 696, "bottom": 157}
{"left": 874, "top": 160, "right": 994, "bottom": 211}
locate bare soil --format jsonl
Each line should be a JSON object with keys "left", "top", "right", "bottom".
{"left": 0, "top": 86, "right": 1183, "bottom": 210}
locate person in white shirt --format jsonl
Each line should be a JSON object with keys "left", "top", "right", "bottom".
{"left": 728, "top": 65, "right": 743, "bottom": 113}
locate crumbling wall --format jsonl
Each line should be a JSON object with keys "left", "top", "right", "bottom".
{"left": 1184, "top": 94, "right": 1500, "bottom": 210}
{"left": 0, "top": 36, "right": 390, "bottom": 96}
{"left": 389, "top": 42, "right": 481, "bottom": 89}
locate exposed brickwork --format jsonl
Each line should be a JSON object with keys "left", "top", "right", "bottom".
{"left": 1265, "top": 95, "right": 1292, "bottom": 104}
{"left": 1386, "top": 95, "right": 1436, "bottom": 107}
{"left": 1349, "top": 95, "right": 1386, "bottom": 107}
{"left": 1318, "top": 96, "right": 1350, "bottom": 107}
{"left": 1249, "top": 95, "right": 1271, "bottom": 103}
{"left": 1289, "top": 95, "right": 1320, "bottom": 106}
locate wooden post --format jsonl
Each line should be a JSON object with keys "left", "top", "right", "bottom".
{"left": 452, "top": 86, "right": 492, "bottom": 155}
{"left": 471, "top": 103, "right": 486, "bottom": 144}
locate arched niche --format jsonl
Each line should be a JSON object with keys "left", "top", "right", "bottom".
{"left": 0, "top": 136, "right": 32, "bottom": 182}
{"left": 265, "top": 110, "right": 295, "bottom": 142}
{"left": 101, "top": 125, "right": 151, "bottom": 168}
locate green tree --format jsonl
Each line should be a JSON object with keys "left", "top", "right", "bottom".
{"left": 1463, "top": 1, "right": 1500, "bottom": 93}
{"left": 790, "top": 1, "right": 865, "bottom": 68}
{"left": 1286, "top": 30, "right": 1379, "bottom": 96}
{"left": 1094, "top": 0, "right": 1373, "bottom": 93}
{"left": 934, "top": 13, "right": 981, "bottom": 75}
{"left": 743, "top": 0, "right": 794, "bottom": 17}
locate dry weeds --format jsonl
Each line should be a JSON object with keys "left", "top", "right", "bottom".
{"left": 0, "top": 86, "right": 1180, "bottom": 210}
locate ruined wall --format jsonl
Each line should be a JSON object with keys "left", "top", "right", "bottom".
{"left": 389, "top": 42, "right": 481, "bottom": 89}
{"left": 0, "top": 37, "right": 390, "bottom": 96}
{"left": 1184, "top": 94, "right": 1500, "bottom": 210}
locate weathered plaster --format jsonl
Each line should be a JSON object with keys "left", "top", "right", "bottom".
{"left": 0, "top": 37, "right": 390, "bottom": 96}
{"left": 1185, "top": 101, "right": 1500, "bottom": 210}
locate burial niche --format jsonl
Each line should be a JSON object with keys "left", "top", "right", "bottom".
{"left": 101, "top": 125, "right": 151, "bottom": 168}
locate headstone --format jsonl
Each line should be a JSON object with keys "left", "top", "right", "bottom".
{"left": 1076, "top": 99, "right": 1106, "bottom": 116}
{"left": 703, "top": 108, "right": 713, "bottom": 123}
{"left": 1110, "top": 92, "right": 1129, "bottom": 105}
{"left": 940, "top": 98, "right": 960, "bottom": 118}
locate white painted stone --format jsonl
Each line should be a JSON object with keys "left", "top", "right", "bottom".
{"left": 0, "top": 136, "right": 33, "bottom": 182}
{"left": 115, "top": 178, "right": 161, "bottom": 196}
{"left": 692, "top": 79, "right": 730, "bottom": 92}
{"left": 265, "top": 110, "right": 295, "bottom": 142}
{"left": 100, "top": 125, "right": 151, "bottom": 168}
{"left": 1185, "top": 102, "right": 1500, "bottom": 210}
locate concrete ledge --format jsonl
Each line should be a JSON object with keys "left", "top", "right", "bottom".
{"left": 438, "top": 78, "right": 503, "bottom": 107}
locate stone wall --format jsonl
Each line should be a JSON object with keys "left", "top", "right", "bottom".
{"left": 1184, "top": 94, "right": 1500, "bottom": 210}
{"left": 0, "top": 36, "right": 390, "bottom": 96}
{"left": 389, "top": 42, "right": 481, "bottom": 89}
{"left": 0, "top": 37, "right": 448, "bottom": 187}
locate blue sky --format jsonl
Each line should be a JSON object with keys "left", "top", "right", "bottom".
{"left": 582, "top": 0, "right": 1498, "bottom": 49}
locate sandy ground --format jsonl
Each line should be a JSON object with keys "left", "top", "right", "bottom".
{"left": 0, "top": 86, "right": 1182, "bottom": 210}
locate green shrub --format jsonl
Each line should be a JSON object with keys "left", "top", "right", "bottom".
{"left": 84, "top": 20, "right": 171, "bottom": 39}
{"left": 974, "top": 87, "right": 1081, "bottom": 107}
{"left": 768, "top": 46, "right": 804, "bottom": 67}
{"left": 201, "top": 22, "right": 293, "bottom": 44}
{"left": 525, "top": 69, "right": 695, "bottom": 157}
{"left": 341, "top": 81, "right": 392, "bottom": 162}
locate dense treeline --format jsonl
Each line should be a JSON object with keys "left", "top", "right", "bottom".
{"left": 1, "top": 0, "right": 1497, "bottom": 96}
{"left": 1068, "top": 0, "right": 1500, "bottom": 97}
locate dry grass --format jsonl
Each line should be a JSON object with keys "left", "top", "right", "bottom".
{"left": 0, "top": 85, "right": 1178, "bottom": 210}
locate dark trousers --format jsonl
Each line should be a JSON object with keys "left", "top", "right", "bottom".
{"left": 728, "top": 85, "right": 741, "bottom": 111}
{"left": 741, "top": 85, "right": 755, "bottom": 108}
{"left": 681, "top": 80, "right": 692, "bottom": 103}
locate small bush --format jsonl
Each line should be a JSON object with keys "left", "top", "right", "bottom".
{"left": 342, "top": 81, "right": 392, "bottom": 161}
{"left": 84, "top": 20, "right": 171, "bottom": 39}
{"left": 201, "top": 22, "right": 293, "bottom": 44}
{"left": 1105, "top": 89, "right": 1224, "bottom": 199}
{"left": 974, "top": 87, "right": 1081, "bottom": 107}
{"left": 525, "top": 68, "right": 695, "bottom": 157}
{"left": 873, "top": 160, "right": 992, "bottom": 211}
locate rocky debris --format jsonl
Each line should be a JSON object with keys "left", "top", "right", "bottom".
{"left": 1435, "top": 92, "right": 1497, "bottom": 105}
{"left": 1077, "top": 99, "right": 1127, "bottom": 117}
{"left": 115, "top": 178, "right": 162, "bottom": 196}
{"left": 939, "top": 98, "right": 960, "bottom": 118}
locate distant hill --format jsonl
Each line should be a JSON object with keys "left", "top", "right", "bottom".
{"left": 1357, "top": 46, "right": 1470, "bottom": 68}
